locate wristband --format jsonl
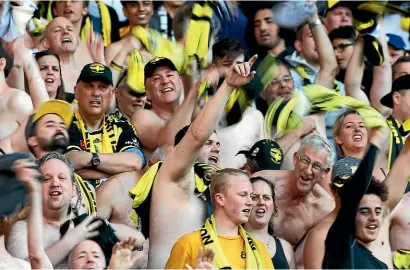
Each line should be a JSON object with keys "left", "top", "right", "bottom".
{"left": 309, "top": 18, "right": 322, "bottom": 30}
{"left": 110, "top": 61, "right": 123, "bottom": 71}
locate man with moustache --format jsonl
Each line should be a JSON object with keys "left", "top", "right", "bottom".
{"left": 66, "top": 63, "right": 145, "bottom": 187}
{"left": 24, "top": 99, "right": 97, "bottom": 216}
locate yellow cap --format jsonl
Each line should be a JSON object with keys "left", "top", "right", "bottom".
{"left": 33, "top": 100, "right": 73, "bottom": 127}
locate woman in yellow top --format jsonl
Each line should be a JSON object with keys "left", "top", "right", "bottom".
{"left": 165, "top": 168, "right": 274, "bottom": 269}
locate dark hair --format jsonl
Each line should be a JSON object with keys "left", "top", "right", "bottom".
{"left": 121, "top": 1, "right": 151, "bottom": 7}
{"left": 393, "top": 56, "right": 410, "bottom": 76}
{"left": 34, "top": 50, "right": 66, "bottom": 101}
{"left": 365, "top": 178, "right": 389, "bottom": 202}
{"left": 212, "top": 38, "right": 245, "bottom": 63}
{"left": 52, "top": 0, "right": 89, "bottom": 14}
{"left": 328, "top": 26, "right": 357, "bottom": 43}
{"left": 174, "top": 125, "right": 217, "bottom": 147}
{"left": 249, "top": 176, "right": 278, "bottom": 235}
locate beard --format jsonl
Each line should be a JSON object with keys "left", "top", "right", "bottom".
{"left": 40, "top": 132, "right": 69, "bottom": 153}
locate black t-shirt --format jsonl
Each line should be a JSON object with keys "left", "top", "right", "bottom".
{"left": 322, "top": 145, "right": 388, "bottom": 269}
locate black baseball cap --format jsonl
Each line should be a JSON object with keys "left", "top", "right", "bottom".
{"left": 237, "top": 139, "right": 283, "bottom": 170}
{"left": 331, "top": 156, "right": 361, "bottom": 187}
{"left": 380, "top": 75, "right": 410, "bottom": 108}
{"left": 77, "top": 62, "right": 113, "bottom": 86}
{"left": 144, "top": 57, "right": 178, "bottom": 81}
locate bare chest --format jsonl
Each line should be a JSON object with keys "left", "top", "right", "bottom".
{"left": 273, "top": 200, "right": 323, "bottom": 245}
{"left": 0, "top": 98, "right": 19, "bottom": 139}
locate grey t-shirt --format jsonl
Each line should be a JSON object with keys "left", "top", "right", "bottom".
{"left": 6, "top": 220, "right": 68, "bottom": 269}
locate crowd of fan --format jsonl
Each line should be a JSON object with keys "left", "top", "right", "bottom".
{"left": 0, "top": 0, "right": 410, "bottom": 269}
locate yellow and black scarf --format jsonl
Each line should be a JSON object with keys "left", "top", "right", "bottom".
{"left": 386, "top": 116, "right": 410, "bottom": 169}
{"left": 80, "top": 1, "right": 112, "bottom": 46}
{"left": 74, "top": 112, "right": 117, "bottom": 153}
{"left": 201, "top": 215, "right": 267, "bottom": 269}
{"left": 127, "top": 49, "right": 146, "bottom": 94}
{"left": 184, "top": 2, "right": 213, "bottom": 72}
{"left": 394, "top": 249, "right": 410, "bottom": 269}
{"left": 74, "top": 174, "right": 97, "bottom": 216}
{"left": 264, "top": 84, "right": 387, "bottom": 137}
{"left": 132, "top": 26, "right": 184, "bottom": 72}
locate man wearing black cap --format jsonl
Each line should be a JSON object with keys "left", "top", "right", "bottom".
{"left": 379, "top": 75, "right": 410, "bottom": 167}
{"left": 238, "top": 139, "right": 284, "bottom": 175}
{"left": 131, "top": 57, "right": 198, "bottom": 155}
{"left": 66, "top": 62, "right": 145, "bottom": 187}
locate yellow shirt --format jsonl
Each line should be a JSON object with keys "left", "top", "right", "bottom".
{"left": 165, "top": 230, "right": 274, "bottom": 269}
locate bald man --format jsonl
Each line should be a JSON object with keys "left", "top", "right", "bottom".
{"left": 42, "top": 17, "right": 94, "bottom": 93}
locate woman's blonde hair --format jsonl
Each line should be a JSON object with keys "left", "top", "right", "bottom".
{"left": 209, "top": 168, "right": 249, "bottom": 206}
{"left": 333, "top": 109, "right": 362, "bottom": 159}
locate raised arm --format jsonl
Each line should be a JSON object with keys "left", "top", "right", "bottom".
{"left": 344, "top": 36, "right": 369, "bottom": 103}
{"left": 368, "top": 18, "right": 392, "bottom": 117}
{"left": 309, "top": 4, "right": 338, "bottom": 88}
{"left": 383, "top": 135, "right": 410, "bottom": 210}
{"left": 324, "top": 127, "right": 384, "bottom": 261}
{"left": 12, "top": 159, "right": 53, "bottom": 269}
{"left": 161, "top": 56, "right": 258, "bottom": 182}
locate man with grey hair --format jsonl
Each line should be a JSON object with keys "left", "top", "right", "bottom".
{"left": 253, "top": 134, "right": 335, "bottom": 249}
{"left": 7, "top": 151, "right": 103, "bottom": 269}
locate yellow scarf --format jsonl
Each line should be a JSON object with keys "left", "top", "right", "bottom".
{"left": 184, "top": 3, "right": 213, "bottom": 71}
{"left": 129, "top": 162, "right": 216, "bottom": 227}
{"left": 127, "top": 49, "right": 146, "bottom": 94}
{"left": 74, "top": 112, "right": 116, "bottom": 153}
{"left": 80, "top": 2, "right": 112, "bottom": 47}
{"left": 201, "top": 215, "right": 268, "bottom": 269}
{"left": 264, "top": 84, "right": 387, "bottom": 137}
{"left": 394, "top": 249, "right": 410, "bottom": 269}
{"left": 132, "top": 26, "right": 184, "bottom": 72}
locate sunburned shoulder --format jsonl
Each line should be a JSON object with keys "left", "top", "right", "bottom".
{"left": 132, "top": 109, "right": 162, "bottom": 124}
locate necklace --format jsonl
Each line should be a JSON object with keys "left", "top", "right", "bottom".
{"left": 267, "top": 235, "right": 272, "bottom": 250}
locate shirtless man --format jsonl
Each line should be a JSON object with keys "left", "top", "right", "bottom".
{"left": 41, "top": 17, "right": 95, "bottom": 93}
{"left": 147, "top": 56, "right": 257, "bottom": 268}
{"left": 131, "top": 57, "right": 199, "bottom": 156}
{"left": 253, "top": 134, "right": 335, "bottom": 247}
{"left": 0, "top": 43, "right": 34, "bottom": 139}
{"left": 304, "top": 131, "right": 410, "bottom": 269}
